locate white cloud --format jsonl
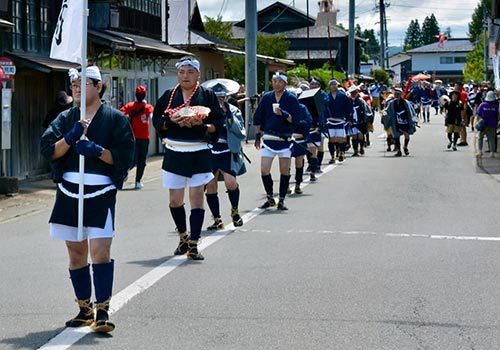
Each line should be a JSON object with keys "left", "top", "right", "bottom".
{"left": 196, "top": 0, "right": 480, "bottom": 46}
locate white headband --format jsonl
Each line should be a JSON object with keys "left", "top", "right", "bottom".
{"left": 175, "top": 58, "right": 200, "bottom": 71}
{"left": 272, "top": 72, "right": 288, "bottom": 83}
{"left": 68, "top": 66, "right": 102, "bottom": 82}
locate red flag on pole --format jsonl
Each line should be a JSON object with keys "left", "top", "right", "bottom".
{"left": 435, "top": 33, "right": 446, "bottom": 49}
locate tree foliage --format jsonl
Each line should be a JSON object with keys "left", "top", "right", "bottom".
{"left": 463, "top": 35, "right": 487, "bottom": 82}
{"left": 203, "top": 15, "right": 236, "bottom": 44}
{"left": 371, "top": 68, "right": 390, "bottom": 85}
{"left": 404, "top": 20, "right": 423, "bottom": 51}
{"left": 468, "top": 0, "right": 491, "bottom": 43}
{"left": 287, "top": 63, "right": 346, "bottom": 89}
{"left": 363, "top": 29, "right": 380, "bottom": 59}
{"left": 421, "top": 14, "right": 440, "bottom": 45}
{"left": 204, "top": 16, "right": 290, "bottom": 90}
{"left": 355, "top": 24, "right": 379, "bottom": 61}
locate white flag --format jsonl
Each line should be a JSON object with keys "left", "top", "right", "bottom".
{"left": 49, "top": 0, "right": 84, "bottom": 63}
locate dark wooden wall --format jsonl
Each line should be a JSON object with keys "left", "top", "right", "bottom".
{"left": 9, "top": 69, "right": 70, "bottom": 178}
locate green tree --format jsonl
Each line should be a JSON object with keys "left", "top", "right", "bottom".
{"left": 404, "top": 19, "right": 423, "bottom": 51}
{"left": 421, "top": 14, "right": 440, "bottom": 45}
{"left": 355, "top": 24, "right": 379, "bottom": 61}
{"left": 371, "top": 68, "right": 389, "bottom": 85}
{"left": 203, "top": 15, "right": 236, "bottom": 43}
{"left": 287, "top": 63, "right": 345, "bottom": 90}
{"left": 204, "top": 16, "right": 290, "bottom": 90}
{"left": 355, "top": 24, "right": 369, "bottom": 62}
{"left": 468, "top": 0, "right": 491, "bottom": 43}
{"left": 463, "top": 35, "right": 487, "bottom": 82}
{"left": 363, "top": 29, "right": 380, "bottom": 59}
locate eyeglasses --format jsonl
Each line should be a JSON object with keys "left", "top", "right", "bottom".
{"left": 70, "top": 82, "right": 93, "bottom": 89}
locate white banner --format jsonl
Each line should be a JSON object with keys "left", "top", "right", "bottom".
{"left": 49, "top": 0, "right": 83, "bottom": 63}
{"left": 493, "top": 54, "right": 500, "bottom": 91}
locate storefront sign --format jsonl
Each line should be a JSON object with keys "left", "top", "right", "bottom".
{"left": 0, "top": 57, "right": 16, "bottom": 81}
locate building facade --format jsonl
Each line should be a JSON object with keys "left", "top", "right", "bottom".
{"left": 0, "top": 0, "right": 189, "bottom": 179}
{"left": 406, "top": 39, "right": 473, "bottom": 82}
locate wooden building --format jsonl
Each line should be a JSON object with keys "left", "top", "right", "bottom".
{"left": 230, "top": 1, "right": 365, "bottom": 72}
{"left": 0, "top": 0, "right": 189, "bottom": 180}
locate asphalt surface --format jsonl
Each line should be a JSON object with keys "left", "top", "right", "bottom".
{"left": 1, "top": 117, "right": 500, "bottom": 350}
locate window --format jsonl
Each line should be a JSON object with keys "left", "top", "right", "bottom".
{"left": 12, "top": 0, "right": 23, "bottom": 50}
{"left": 440, "top": 56, "right": 466, "bottom": 65}
{"left": 440, "top": 57, "right": 453, "bottom": 64}
{"left": 123, "top": 0, "right": 160, "bottom": 15}
{"left": 26, "top": 0, "right": 37, "bottom": 51}
{"left": 11, "top": 0, "right": 53, "bottom": 53}
{"left": 40, "top": 0, "right": 52, "bottom": 53}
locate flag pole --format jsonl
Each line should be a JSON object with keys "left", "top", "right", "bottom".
{"left": 77, "top": 0, "right": 89, "bottom": 241}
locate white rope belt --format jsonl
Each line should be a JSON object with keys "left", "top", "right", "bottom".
{"left": 63, "top": 172, "right": 113, "bottom": 185}
{"left": 327, "top": 118, "right": 345, "bottom": 123}
{"left": 163, "top": 138, "right": 208, "bottom": 152}
{"left": 59, "top": 172, "right": 116, "bottom": 199}
{"left": 262, "top": 134, "right": 288, "bottom": 141}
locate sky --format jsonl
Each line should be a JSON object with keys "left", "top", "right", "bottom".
{"left": 196, "top": 0, "right": 482, "bottom": 47}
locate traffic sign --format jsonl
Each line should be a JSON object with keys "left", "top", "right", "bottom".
{"left": 0, "top": 57, "right": 16, "bottom": 81}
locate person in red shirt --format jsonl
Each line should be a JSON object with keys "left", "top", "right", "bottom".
{"left": 120, "top": 85, "right": 154, "bottom": 189}
{"left": 454, "top": 82, "right": 469, "bottom": 146}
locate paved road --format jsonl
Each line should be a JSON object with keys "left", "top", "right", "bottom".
{"left": 1, "top": 119, "right": 500, "bottom": 350}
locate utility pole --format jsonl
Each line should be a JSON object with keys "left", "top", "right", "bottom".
{"left": 307, "top": 0, "right": 310, "bottom": 79}
{"left": 376, "top": 0, "right": 389, "bottom": 70}
{"left": 483, "top": 4, "right": 488, "bottom": 81}
{"left": 245, "top": 0, "right": 257, "bottom": 139}
{"left": 348, "top": 0, "right": 355, "bottom": 78}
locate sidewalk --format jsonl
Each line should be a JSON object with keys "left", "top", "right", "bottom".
{"left": 0, "top": 156, "right": 165, "bottom": 214}
{"left": 2, "top": 138, "right": 500, "bottom": 210}
{"left": 473, "top": 133, "right": 500, "bottom": 183}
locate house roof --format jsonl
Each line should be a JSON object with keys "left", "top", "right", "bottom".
{"left": 105, "top": 30, "right": 191, "bottom": 56}
{"left": 233, "top": 1, "right": 315, "bottom": 33}
{"left": 279, "top": 24, "right": 364, "bottom": 41}
{"left": 4, "top": 52, "right": 78, "bottom": 73}
{"left": 215, "top": 47, "right": 295, "bottom": 67}
{"left": 406, "top": 38, "right": 473, "bottom": 53}
{"left": 286, "top": 49, "right": 338, "bottom": 60}
{"left": 0, "top": 18, "right": 14, "bottom": 29}
{"left": 227, "top": 2, "right": 363, "bottom": 41}
{"left": 168, "top": 0, "right": 293, "bottom": 66}
{"left": 388, "top": 53, "right": 411, "bottom": 67}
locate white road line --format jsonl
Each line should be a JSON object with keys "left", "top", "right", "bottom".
{"left": 37, "top": 163, "right": 337, "bottom": 349}
{"left": 318, "top": 230, "right": 500, "bottom": 242}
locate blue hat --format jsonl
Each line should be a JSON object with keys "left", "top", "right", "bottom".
{"left": 211, "top": 82, "right": 229, "bottom": 97}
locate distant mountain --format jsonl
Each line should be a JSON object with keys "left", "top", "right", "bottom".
{"left": 387, "top": 46, "right": 404, "bottom": 56}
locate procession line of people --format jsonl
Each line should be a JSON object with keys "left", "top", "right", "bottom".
{"left": 41, "top": 56, "right": 500, "bottom": 335}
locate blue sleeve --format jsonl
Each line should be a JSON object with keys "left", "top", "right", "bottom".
{"left": 300, "top": 104, "right": 312, "bottom": 130}
{"left": 285, "top": 93, "right": 302, "bottom": 128}
{"left": 253, "top": 92, "right": 272, "bottom": 126}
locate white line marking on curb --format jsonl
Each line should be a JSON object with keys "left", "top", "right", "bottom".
{"left": 37, "top": 163, "right": 337, "bottom": 349}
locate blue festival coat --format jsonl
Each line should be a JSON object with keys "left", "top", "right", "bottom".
{"left": 384, "top": 98, "right": 416, "bottom": 137}
{"left": 225, "top": 103, "right": 247, "bottom": 175}
{"left": 253, "top": 89, "right": 301, "bottom": 138}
